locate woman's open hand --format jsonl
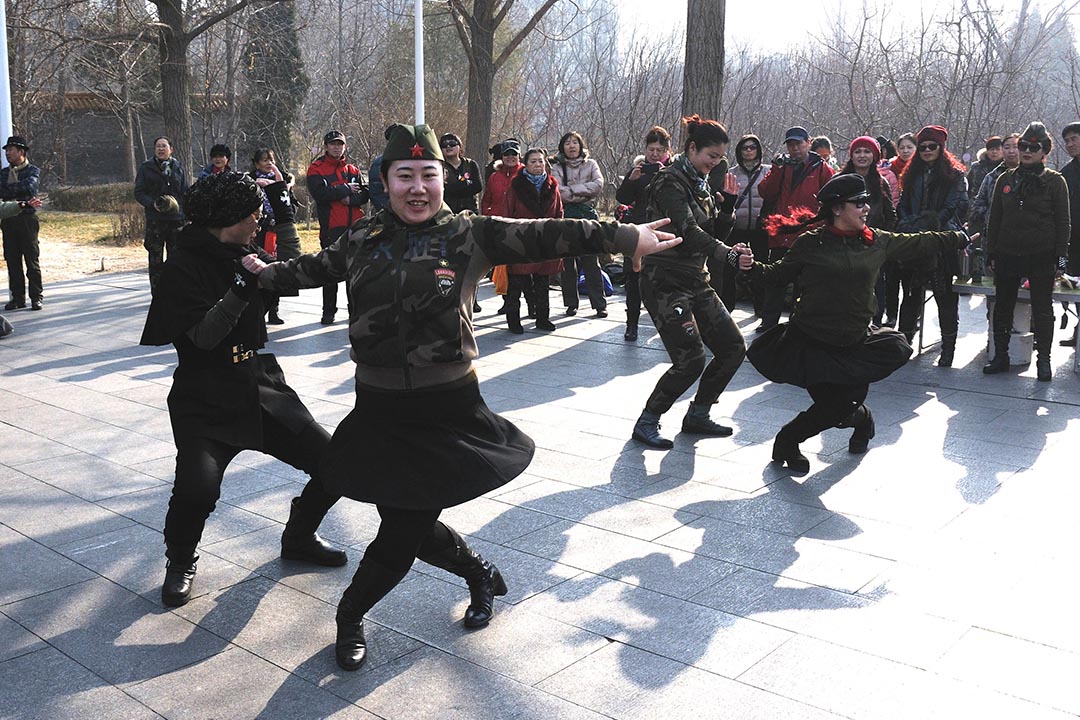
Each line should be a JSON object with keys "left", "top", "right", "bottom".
{"left": 631, "top": 218, "right": 682, "bottom": 271}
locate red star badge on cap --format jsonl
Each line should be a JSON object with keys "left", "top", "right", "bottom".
{"left": 410, "top": 143, "right": 425, "bottom": 158}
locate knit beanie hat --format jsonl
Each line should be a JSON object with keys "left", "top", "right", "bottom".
{"left": 381, "top": 124, "right": 443, "bottom": 172}
{"left": 1020, "top": 122, "right": 1052, "bottom": 154}
{"left": 185, "top": 172, "right": 264, "bottom": 228}
{"left": 848, "top": 136, "right": 881, "bottom": 164}
{"left": 916, "top": 125, "right": 948, "bottom": 147}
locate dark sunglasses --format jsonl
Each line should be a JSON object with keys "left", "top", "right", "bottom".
{"left": 440, "top": 141, "right": 460, "bottom": 149}
{"left": 917, "top": 143, "right": 939, "bottom": 152}
{"left": 849, "top": 200, "right": 868, "bottom": 209}
{"left": 1017, "top": 141, "right": 1042, "bottom": 152}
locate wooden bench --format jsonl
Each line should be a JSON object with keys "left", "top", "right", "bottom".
{"left": 952, "top": 278, "right": 1080, "bottom": 371}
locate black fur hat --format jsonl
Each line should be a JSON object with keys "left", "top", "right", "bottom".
{"left": 184, "top": 172, "right": 264, "bottom": 228}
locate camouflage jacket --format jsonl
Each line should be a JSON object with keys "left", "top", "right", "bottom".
{"left": 260, "top": 205, "right": 639, "bottom": 390}
{"left": 642, "top": 155, "right": 736, "bottom": 271}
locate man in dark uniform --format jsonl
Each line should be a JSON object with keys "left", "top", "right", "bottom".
{"left": 134, "top": 136, "right": 187, "bottom": 293}
{"left": 141, "top": 172, "right": 347, "bottom": 607}
{"left": 1, "top": 136, "right": 43, "bottom": 310}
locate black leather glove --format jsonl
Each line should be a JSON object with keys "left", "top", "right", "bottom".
{"left": 726, "top": 247, "right": 743, "bottom": 269}
{"left": 229, "top": 262, "right": 259, "bottom": 301}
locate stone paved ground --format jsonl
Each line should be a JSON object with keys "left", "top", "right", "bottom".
{"left": 2, "top": 271, "right": 1080, "bottom": 720}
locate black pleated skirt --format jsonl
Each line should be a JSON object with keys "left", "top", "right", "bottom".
{"left": 747, "top": 322, "right": 912, "bottom": 388}
{"left": 320, "top": 373, "right": 535, "bottom": 510}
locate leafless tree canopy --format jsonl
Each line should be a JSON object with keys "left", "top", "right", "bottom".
{"left": 9, "top": 0, "right": 1080, "bottom": 200}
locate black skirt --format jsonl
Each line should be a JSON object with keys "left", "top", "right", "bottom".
{"left": 320, "top": 374, "right": 535, "bottom": 510}
{"left": 747, "top": 323, "right": 912, "bottom": 388}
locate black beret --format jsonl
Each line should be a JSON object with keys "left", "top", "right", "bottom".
{"left": 184, "top": 172, "right": 264, "bottom": 228}
{"left": 816, "top": 173, "right": 871, "bottom": 206}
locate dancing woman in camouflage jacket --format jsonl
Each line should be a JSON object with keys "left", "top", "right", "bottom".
{"left": 631, "top": 115, "right": 753, "bottom": 450}
{"left": 246, "top": 123, "right": 681, "bottom": 672}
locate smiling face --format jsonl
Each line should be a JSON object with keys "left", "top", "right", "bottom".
{"left": 387, "top": 159, "right": 445, "bottom": 225}
{"left": 687, "top": 141, "right": 729, "bottom": 176}
{"left": 211, "top": 155, "right": 229, "bottom": 170}
{"left": 832, "top": 199, "right": 869, "bottom": 231}
{"left": 501, "top": 151, "right": 520, "bottom": 169}
{"left": 255, "top": 152, "right": 275, "bottom": 173}
{"left": 851, "top": 147, "right": 875, "bottom": 171}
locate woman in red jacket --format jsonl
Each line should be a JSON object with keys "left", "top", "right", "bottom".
{"left": 503, "top": 148, "right": 564, "bottom": 333}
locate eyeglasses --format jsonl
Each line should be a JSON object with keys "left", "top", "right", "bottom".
{"left": 917, "top": 143, "right": 939, "bottom": 152}
{"left": 440, "top": 141, "right": 460, "bottom": 149}
{"left": 1017, "top": 141, "right": 1042, "bottom": 152}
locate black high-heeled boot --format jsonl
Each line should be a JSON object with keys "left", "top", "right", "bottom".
{"left": 418, "top": 525, "right": 508, "bottom": 628}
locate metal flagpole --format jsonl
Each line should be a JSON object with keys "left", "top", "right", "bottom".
{"left": 415, "top": 0, "right": 425, "bottom": 124}
{"left": 0, "top": 0, "right": 13, "bottom": 168}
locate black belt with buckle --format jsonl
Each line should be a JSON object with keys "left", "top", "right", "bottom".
{"left": 231, "top": 344, "right": 256, "bottom": 364}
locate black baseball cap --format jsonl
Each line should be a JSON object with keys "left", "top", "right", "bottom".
{"left": 323, "top": 130, "right": 346, "bottom": 144}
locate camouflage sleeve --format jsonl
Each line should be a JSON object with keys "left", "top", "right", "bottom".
{"left": 750, "top": 235, "right": 807, "bottom": 287}
{"left": 258, "top": 229, "right": 350, "bottom": 292}
{"left": 471, "top": 216, "right": 638, "bottom": 266}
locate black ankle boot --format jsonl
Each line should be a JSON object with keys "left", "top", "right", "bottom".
{"left": 681, "top": 401, "right": 733, "bottom": 436}
{"left": 1037, "top": 356, "right": 1052, "bottom": 382}
{"left": 983, "top": 354, "right": 1010, "bottom": 374}
{"left": 624, "top": 321, "right": 638, "bottom": 341}
{"left": 335, "top": 561, "right": 411, "bottom": 671}
{"left": 632, "top": 411, "right": 673, "bottom": 449}
{"left": 161, "top": 554, "right": 198, "bottom": 607}
{"left": 936, "top": 336, "right": 955, "bottom": 368}
{"left": 506, "top": 307, "right": 523, "bottom": 334}
{"left": 281, "top": 498, "right": 348, "bottom": 567}
{"left": 847, "top": 405, "right": 875, "bottom": 454}
{"left": 771, "top": 414, "right": 813, "bottom": 473}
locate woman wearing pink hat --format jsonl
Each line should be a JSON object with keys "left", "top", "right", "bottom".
{"left": 840, "top": 137, "right": 896, "bottom": 326}
{"left": 895, "top": 125, "right": 968, "bottom": 367}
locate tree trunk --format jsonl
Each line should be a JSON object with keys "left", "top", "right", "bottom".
{"left": 681, "top": 0, "right": 725, "bottom": 120}
{"left": 154, "top": 0, "right": 194, "bottom": 173}
{"left": 464, "top": 1, "right": 496, "bottom": 160}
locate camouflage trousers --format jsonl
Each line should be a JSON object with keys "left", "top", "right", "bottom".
{"left": 640, "top": 264, "right": 746, "bottom": 415}
{"left": 144, "top": 220, "right": 181, "bottom": 294}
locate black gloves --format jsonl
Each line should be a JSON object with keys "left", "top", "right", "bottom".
{"left": 229, "top": 262, "right": 260, "bottom": 301}
{"left": 726, "top": 247, "right": 743, "bottom": 269}
{"left": 1059, "top": 256, "right": 1068, "bottom": 273}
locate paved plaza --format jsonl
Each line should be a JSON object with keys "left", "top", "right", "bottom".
{"left": 2, "top": 270, "right": 1080, "bottom": 719}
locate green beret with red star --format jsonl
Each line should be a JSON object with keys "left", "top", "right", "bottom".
{"left": 381, "top": 123, "right": 444, "bottom": 172}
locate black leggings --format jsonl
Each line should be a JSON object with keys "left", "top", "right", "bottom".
{"left": 363, "top": 506, "right": 454, "bottom": 573}
{"left": 805, "top": 383, "right": 869, "bottom": 431}
{"left": 165, "top": 414, "right": 337, "bottom": 560}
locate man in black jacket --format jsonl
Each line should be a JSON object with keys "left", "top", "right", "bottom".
{"left": 1, "top": 136, "right": 43, "bottom": 310}
{"left": 141, "top": 172, "right": 347, "bottom": 607}
{"left": 134, "top": 136, "right": 187, "bottom": 293}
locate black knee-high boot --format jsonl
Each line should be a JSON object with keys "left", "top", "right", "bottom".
{"left": 416, "top": 524, "right": 507, "bottom": 628}
{"left": 335, "top": 560, "right": 411, "bottom": 671}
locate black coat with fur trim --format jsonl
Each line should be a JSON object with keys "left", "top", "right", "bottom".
{"left": 140, "top": 225, "right": 315, "bottom": 446}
